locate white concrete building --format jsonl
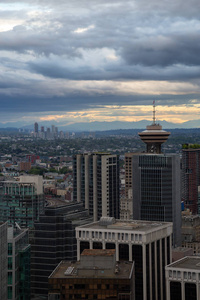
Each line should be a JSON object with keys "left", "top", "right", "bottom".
{"left": 166, "top": 256, "right": 200, "bottom": 300}
{"left": 76, "top": 217, "right": 173, "bottom": 300}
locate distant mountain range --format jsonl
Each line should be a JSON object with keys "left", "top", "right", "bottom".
{"left": 0, "top": 119, "right": 200, "bottom": 132}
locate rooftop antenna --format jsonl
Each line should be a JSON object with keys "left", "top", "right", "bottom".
{"left": 153, "top": 101, "right": 156, "bottom": 125}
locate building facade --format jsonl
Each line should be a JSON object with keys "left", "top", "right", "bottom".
{"left": 0, "top": 222, "right": 7, "bottom": 300}
{"left": 0, "top": 176, "right": 44, "bottom": 228}
{"left": 48, "top": 249, "right": 135, "bottom": 300}
{"left": 165, "top": 256, "right": 200, "bottom": 300}
{"left": 7, "top": 226, "right": 31, "bottom": 300}
{"left": 73, "top": 153, "right": 120, "bottom": 221}
{"left": 76, "top": 217, "right": 173, "bottom": 300}
{"left": 120, "top": 153, "right": 135, "bottom": 220}
{"left": 31, "top": 202, "right": 92, "bottom": 297}
{"left": 132, "top": 153, "right": 182, "bottom": 247}
{"left": 182, "top": 147, "right": 200, "bottom": 215}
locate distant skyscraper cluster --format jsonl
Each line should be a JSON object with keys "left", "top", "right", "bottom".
{"left": 33, "top": 122, "right": 68, "bottom": 139}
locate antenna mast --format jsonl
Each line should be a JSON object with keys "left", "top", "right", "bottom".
{"left": 153, "top": 101, "right": 156, "bottom": 125}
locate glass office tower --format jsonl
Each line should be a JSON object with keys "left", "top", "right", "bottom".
{"left": 132, "top": 154, "right": 181, "bottom": 247}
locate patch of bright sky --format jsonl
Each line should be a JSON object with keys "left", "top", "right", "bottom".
{"left": 38, "top": 104, "right": 200, "bottom": 124}
{"left": 0, "top": 3, "right": 41, "bottom": 32}
{"left": 74, "top": 25, "right": 95, "bottom": 34}
{"left": 0, "top": 3, "right": 30, "bottom": 10}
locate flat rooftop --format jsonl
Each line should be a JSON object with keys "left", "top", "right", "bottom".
{"left": 77, "top": 218, "right": 172, "bottom": 233}
{"left": 45, "top": 198, "right": 70, "bottom": 207}
{"left": 167, "top": 256, "right": 200, "bottom": 271}
{"left": 50, "top": 261, "right": 133, "bottom": 280}
{"left": 81, "top": 249, "right": 115, "bottom": 257}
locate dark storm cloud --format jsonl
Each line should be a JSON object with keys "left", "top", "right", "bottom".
{"left": 0, "top": 92, "right": 198, "bottom": 114}
{"left": 0, "top": 0, "right": 200, "bottom": 120}
{"left": 121, "top": 33, "right": 200, "bottom": 67}
{"left": 28, "top": 57, "right": 200, "bottom": 81}
{"left": 1, "top": 0, "right": 200, "bottom": 68}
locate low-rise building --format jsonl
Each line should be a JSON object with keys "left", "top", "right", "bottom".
{"left": 48, "top": 249, "right": 135, "bottom": 300}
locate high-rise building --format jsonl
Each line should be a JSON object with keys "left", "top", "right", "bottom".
{"left": 120, "top": 152, "right": 136, "bottom": 220}
{"left": 7, "top": 226, "right": 31, "bottom": 300}
{"left": 182, "top": 145, "right": 200, "bottom": 214}
{"left": 73, "top": 153, "right": 120, "bottom": 221}
{"left": 31, "top": 201, "right": 92, "bottom": 297}
{"left": 46, "top": 127, "right": 51, "bottom": 139}
{"left": 34, "top": 122, "right": 38, "bottom": 133}
{"left": 165, "top": 256, "right": 200, "bottom": 300}
{"left": 51, "top": 124, "right": 55, "bottom": 132}
{"left": 76, "top": 217, "right": 173, "bottom": 300}
{"left": 48, "top": 249, "right": 135, "bottom": 300}
{"left": 0, "top": 175, "right": 44, "bottom": 228}
{"left": 0, "top": 222, "right": 7, "bottom": 300}
{"left": 132, "top": 153, "right": 182, "bottom": 247}
{"left": 132, "top": 105, "right": 181, "bottom": 247}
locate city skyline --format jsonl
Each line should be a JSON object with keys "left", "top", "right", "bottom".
{"left": 0, "top": 1, "right": 200, "bottom": 126}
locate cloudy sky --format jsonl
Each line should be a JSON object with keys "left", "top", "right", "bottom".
{"left": 1, "top": 0, "right": 200, "bottom": 126}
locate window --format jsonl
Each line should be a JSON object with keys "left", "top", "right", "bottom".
{"left": 8, "top": 257, "right": 12, "bottom": 270}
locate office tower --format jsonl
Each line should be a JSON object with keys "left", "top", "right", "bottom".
{"left": 120, "top": 153, "right": 135, "bottom": 220}
{"left": 73, "top": 153, "right": 120, "bottom": 221}
{"left": 59, "top": 130, "right": 64, "bottom": 139}
{"left": 51, "top": 124, "right": 55, "bottom": 134}
{"left": 46, "top": 127, "right": 51, "bottom": 139}
{"left": 40, "top": 126, "right": 45, "bottom": 139}
{"left": 55, "top": 126, "right": 58, "bottom": 137}
{"left": 76, "top": 217, "right": 173, "bottom": 300}
{"left": 34, "top": 122, "right": 38, "bottom": 133}
{"left": 182, "top": 145, "right": 200, "bottom": 214}
{"left": 0, "top": 222, "right": 7, "bottom": 300}
{"left": 132, "top": 153, "right": 182, "bottom": 247}
{"left": 31, "top": 202, "right": 92, "bottom": 297}
{"left": 7, "top": 226, "right": 31, "bottom": 300}
{"left": 132, "top": 106, "right": 181, "bottom": 247}
{"left": 48, "top": 249, "right": 135, "bottom": 300}
{"left": 165, "top": 256, "right": 200, "bottom": 300}
{"left": 0, "top": 175, "right": 44, "bottom": 228}
{"left": 125, "top": 153, "right": 135, "bottom": 199}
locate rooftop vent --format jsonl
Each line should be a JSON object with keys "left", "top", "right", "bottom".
{"left": 99, "top": 217, "right": 116, "bottom": 226}
{"left": 64, "top": 267, "right": 74, "bottom": 276}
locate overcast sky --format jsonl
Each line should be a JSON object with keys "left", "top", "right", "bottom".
{"left": 1, "top": 0, "right": 200, "bottom": 126}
